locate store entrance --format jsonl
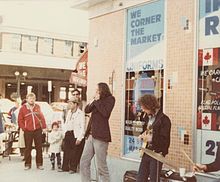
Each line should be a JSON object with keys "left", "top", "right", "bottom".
{"left": 5, "top": 82, "right": 54, "bottom": 102}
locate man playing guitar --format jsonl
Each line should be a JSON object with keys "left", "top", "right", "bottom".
{"left": 137, "top": 94, "right": 171, "bottom": 182}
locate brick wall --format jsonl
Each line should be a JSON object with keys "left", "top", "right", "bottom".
{"left": 88, "top": 10, "right": 125, "bottom": 157}
{"left": 87, "top": 0, "right": 196, "bottom": 170}
{"left": 165, "top": 0, "right": 195, "bottom": 170}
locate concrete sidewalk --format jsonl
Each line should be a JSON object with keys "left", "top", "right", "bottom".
{"left": 0, "top": 154, "right": 81, "bottom": 182}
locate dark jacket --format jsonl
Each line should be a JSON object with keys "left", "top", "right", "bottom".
{"left": 205, "top": 145, "right": 220, "bottom": 172}
{"left": 84, "top": 95, "right": 115, "bottom": 142}
{"left": 146, "top": 109, "right": 171, "bottom": 156}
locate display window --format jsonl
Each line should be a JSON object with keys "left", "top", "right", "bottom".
{"left": 124, "top": 0, "right": 165, "bottom": 160}
{"left": 196, "top": 0, "right": 220, "bottom": 167}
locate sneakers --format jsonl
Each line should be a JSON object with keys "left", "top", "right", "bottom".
{"left": 37, "top": 166, "right": 44, "bottom": 170}
{"left": 24, "top": 166, "right": 31, "bottom": 170}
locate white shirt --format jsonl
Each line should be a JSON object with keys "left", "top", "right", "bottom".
{"left": 63, "top": 108, "right": 85, "bottom": 141}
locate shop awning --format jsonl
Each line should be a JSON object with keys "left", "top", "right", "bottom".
{"left": 69, "top": 50, "right": 88, "bottom": 87}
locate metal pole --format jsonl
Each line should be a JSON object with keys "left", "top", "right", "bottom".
{"left": 17, "top": 76, "right": 21, "bottom": 98}
{"left": 48, "top": 92, "right": 51, "bottom": 104}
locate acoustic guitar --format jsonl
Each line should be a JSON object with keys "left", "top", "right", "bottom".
{"left": 139, "top": 125, "right": 153, "bottom": 157}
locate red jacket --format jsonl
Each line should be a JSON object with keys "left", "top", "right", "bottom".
{"left": 18, "top": 103, "right": 46, "bottom": 131}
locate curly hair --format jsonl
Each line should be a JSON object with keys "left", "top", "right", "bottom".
{"left": 138, "top": 94, "right": 160, "bottom": 114}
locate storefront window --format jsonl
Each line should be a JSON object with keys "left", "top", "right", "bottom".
{"left": 11, "top": 34, "right": 21, "bottom": 51}
{"left": 124, "top": 0, "right": 165, "bottom": 160}
{"left": 38, "top": 37, "right": 53, "bottom": 55}
{"left": 196, "top": 0, "right": 220, "bottom": 167}
{"left": 22, "top": 35, "right": 37, "bottom": 54}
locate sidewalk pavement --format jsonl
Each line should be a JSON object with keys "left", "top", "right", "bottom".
{"left": 0, "top": 153, "right": 81, "bottom": 182}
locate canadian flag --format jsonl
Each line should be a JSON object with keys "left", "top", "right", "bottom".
{"left": 198, "top": 112, "right": 217, "bottom": 130}
{"left": 198, "top": 48, "right": 219, "bottom": 66}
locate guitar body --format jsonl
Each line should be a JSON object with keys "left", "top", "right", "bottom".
{"left": 140, "top": 129, "right": 152, "bottom": 157}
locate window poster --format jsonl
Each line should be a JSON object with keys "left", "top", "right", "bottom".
{"left": 124, "top": 0, "right": 164, "bottom": 160}
{"left": 197, "top": 0, "right": 220, "bottom": 167}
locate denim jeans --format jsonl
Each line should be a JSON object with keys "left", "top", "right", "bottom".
{"left": 80, "top": 135, "right": 109, "bottom": 182}
{"left": 137, "top": 153, "right": 162, "bottom": 182}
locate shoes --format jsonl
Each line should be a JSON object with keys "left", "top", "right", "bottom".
{"left": 69, "top": 170, "right": 76, "bottom": 174}
{"left": 58, "top": 169, "right": 64, "bottom": 172}
{"left": 37, "top": 166, "right": 44, "bottom": 170}
{"left": 58, "top": 169, "right": 68, "bottom": 172}
{"left": 24, "top": 166, "right": 31, "bottom": 170}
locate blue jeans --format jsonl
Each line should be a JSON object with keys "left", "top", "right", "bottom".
{"left": 80, "top": 135, "right": 109, "bottom": 182}
{"left": 137, "top": 153, "right": 163, "bottom": 182}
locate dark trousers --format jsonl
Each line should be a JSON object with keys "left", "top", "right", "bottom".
{"left": 62, "top": 131, "right": 76, "bottom": 171}
{"left": 50, "top": 153, "right": 61, "bottom": 167}
{"left": 24, "top": 129, "right": 43, "bottom": 167}
{"left": 137, "top": 153, "right": 163, "bottom": 182}
{"left": 74, "top": 138, "right": 85, "bottom": 170}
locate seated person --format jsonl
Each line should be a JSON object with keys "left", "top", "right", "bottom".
{"left": 194, "top": 145, "right": 220, "bottom": 172}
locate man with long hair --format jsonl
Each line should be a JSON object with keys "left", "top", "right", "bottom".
{"left": 80, "top": 82, "right": 115, "bottom": 182}
{"left": 137, "top": 94, "right": 171, "bottom": 182}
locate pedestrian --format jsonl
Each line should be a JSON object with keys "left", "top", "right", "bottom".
{"left": 18, "top": 93, "right": 47, "bottom": 170}
{"left": 71, "top": 88, "right": 83, "bottom": 110}
{"left": 71, "top": 88, "right": 86, "bottom": 172}
{"left": 193, "top": 144, "right": 220, "bottom": 172}
{"left": 16, "top": 99, "right": 27, "bottom": 159}
{"left": 80, "top": 82, "right": 115, "bottom": 182}
{"left": 8, "top": 99, "right": 20, "bottom": 125}
{"left": 48, "top": 121, "right": 63, "bottom": 170}
{"left": 137, "top": 94, "right": 171, "bottom": 182}
{"left": 59, "top": 97, "right": 85, "bottom": 173}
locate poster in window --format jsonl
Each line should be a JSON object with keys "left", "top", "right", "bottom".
{"left": 197, "top": 0, "right": 220, "bottom": 167}
{"left": 124, "top": 0, "right": 164, "bottom": 160}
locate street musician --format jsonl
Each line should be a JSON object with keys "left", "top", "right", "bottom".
{"left": 137, "top": 94, "right": 171, "bottom": 182}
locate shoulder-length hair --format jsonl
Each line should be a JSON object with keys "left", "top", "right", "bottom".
{"left": 98, "top": 82, "right": 112, "bottom": 99}
{"left": 138, "top": 94, "right": 160, "bottom": 114}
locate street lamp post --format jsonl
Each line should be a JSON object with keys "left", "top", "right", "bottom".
{"left": 14, "top": 71, "right": 28, "bottom": 98}
{"left": 48, "top": 80, "right": 52, "bottom": 104}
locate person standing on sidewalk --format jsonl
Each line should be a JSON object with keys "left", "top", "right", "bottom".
{"left": 80, "top": 82, "right": 115, "bottom": 182}
{"left": 137, "top": 94, "right": 171, "bottom": 182}
{"left": 18, "top": 93, "right": 46, "bottom": 170}
{"left": 48, "top": 121, "right": 63, "bottom": 170}
{"left": 60, "top": 97, "right": 85, "bottom": 173}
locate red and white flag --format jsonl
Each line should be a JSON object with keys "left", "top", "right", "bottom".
{"left": 198, "top": 48, "right": 219, "bottom": 66}
{"left": 201, "top": 112, "right": 216, "bottom": 130}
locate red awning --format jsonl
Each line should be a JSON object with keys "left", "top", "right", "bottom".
{"left": 69, "top": 50, "right": 88, "bottom": 87}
